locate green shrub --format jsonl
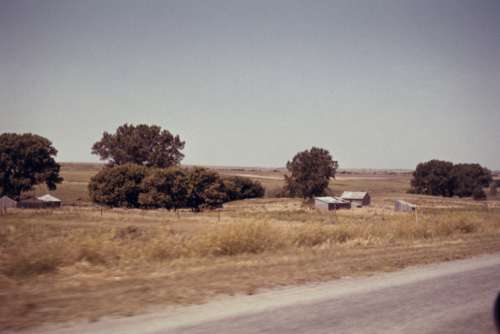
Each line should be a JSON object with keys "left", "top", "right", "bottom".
{"left": 139, "top": 167, "right": 189, "bottom": 209}
{"left": 223, "top": 176, "right": 265, "bottom": 201}
{"left": 88, "top": 164, "right": 147, "bottom": 207}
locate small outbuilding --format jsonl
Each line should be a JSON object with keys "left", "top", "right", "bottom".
{"left": 394, "top": 200, "right": 417, "bottom": 212}
{"left": 0, "top": 195, "right": 17, "bottom": 213}
{"left": 341, "top": 191, "right": 371, "bottom": 207}
{"left": 38, "top": 194, "right": 62, "bottom": 208}
{"left": 17, "top": 197, "right": 46, "bottom": 209}
{"left": 314, "top": 196, "right": 351, "bottom": 211}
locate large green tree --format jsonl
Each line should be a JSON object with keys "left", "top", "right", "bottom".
{"left": 0, "top": 133, "right": 63, "bottom": 199}
{"left": 284, "top": 147, "right": 338, "bottom": 199}
{"left": 92, "top": 124, "right": 185, "bottom": 168}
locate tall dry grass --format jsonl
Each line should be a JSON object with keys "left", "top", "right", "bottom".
{"left": 2, "top": 207, "right": 499, "bottom": 279}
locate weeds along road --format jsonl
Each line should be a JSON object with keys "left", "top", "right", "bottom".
{"left": 29, "top": 254, "right": 500, "bottom": 334}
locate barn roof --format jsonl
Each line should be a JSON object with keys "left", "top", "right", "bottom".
{"left": 37, "top": 194, "right": 61, "bottom": 202}
{"left": 315, "top": 196, "right": 349, "bottom": 204}
{"left": 341, "top": 191, "right": 369, "bottom": 200}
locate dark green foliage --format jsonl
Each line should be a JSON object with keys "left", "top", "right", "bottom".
{"left": 0, "top": 133, "right": 63, "bottom": 199}
{"left": 410, "top": 160, "right": 492, "bottom": 198}
{"left": 92, "top": 124, "right": 185, "bottom": 168}
{"left": 284, "top": 147, "right": 338, "bottom": 199}
{"left": 88, "top": 164, "right": 147, "bottom": 207}
{"left": 472, "top": 187, "right": 487, "bottom": 201}
{"left": 186, "top": 167, "right": 227, "bottom": 211}
{"left": 223, "top": 176, "right": 265, "bottom": 201}
{"left": 410, "top": 160, "right": 455, "bottom": 196}
{"left": 450, "top": 163, "right": 492, "bottom": 197}
{"left": 139, "top": 167, "right": 189, "bottom": 210}
{"left": 89, "top": 165, "right": 265, "bottom": 210}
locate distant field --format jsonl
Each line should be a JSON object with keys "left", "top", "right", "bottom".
{"left": 2, "top": 163, "right": 499, "bottom": 331}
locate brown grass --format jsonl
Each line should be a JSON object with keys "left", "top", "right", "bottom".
{"left": 1, "top": 164, "right": 500, "bottom": 331}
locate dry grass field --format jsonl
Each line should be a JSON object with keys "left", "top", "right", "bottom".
{"left": 1, "top": 163, "right": 500, "bottom": 331}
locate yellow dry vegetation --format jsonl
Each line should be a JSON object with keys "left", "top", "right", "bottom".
{"left": 1, "top": 164, "right": 499, "bottom": 331}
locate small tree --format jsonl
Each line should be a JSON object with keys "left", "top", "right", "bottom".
{"left": 451, "top": 163, "right": 492, "bottom": 197}
{"left": 186, "top": 167, "right": 227, "bottom": 211}
{"left": 410, "top": 160, "right": 454, "bottom": 196}
{"left": 88, "top": 164, "right": 147, "bottom": 207}
{"left": 283, "top": 147, "right": 338, "bottom": 199}
{"left": 92, "top": 123, "right": 185, "bottom": 168}
{"left": 0, "top": 133, "right": 63, "bottom": 199}
{"left": 223, "top": 176, "right": 265, "bottom": 201}
{"left": 139, "top": 167, "right": 189, "bottom": 210}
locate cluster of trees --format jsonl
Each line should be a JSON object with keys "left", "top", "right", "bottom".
{"left": 410, "top": 160, "right": 493, "bottom": 200}
{"left": 282, "top": 147, "right": 338, "bottom": 199}
{"left": 2, "top": 126, "right": 496, "bottom": 207}
{"left": 89, "top": 124, "right": 264, "bottom": 210}
{"left": 0, "top": 133, "right": 63, "bottom": 199}
{"left": 89, "top": 165, "right": 264, "bottom": 210}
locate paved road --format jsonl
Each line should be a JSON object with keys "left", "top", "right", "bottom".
{"left": 30, "top": 254, "right": 500, "bottom": 334}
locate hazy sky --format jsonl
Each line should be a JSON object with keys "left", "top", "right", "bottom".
{"left": 1, "top": 0, "right": 499, "bottom": 169}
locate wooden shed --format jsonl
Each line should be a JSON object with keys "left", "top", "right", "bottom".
{"left": 314, "top": 196, "right": 351, "bottom": 211}
{"left": 341, "top": 191, "right": 371, "bottom": 207}
{"left": 394, "top": 200, "right": 417, "bottom": 212}
{"left": 17, "top": 198, "right": 46, "bottom": 209}
{"left": 0, "top": 195, "right": 17, "bottom": 213}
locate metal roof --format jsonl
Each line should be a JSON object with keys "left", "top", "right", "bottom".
{"left": 341, "top": 191, "right": 369, "bottom": 200}
{"left": 315, "top": 196, "right": 349, "bottom": 204}
{"left": 37, "top": 194, "right": 61, "bottom": 202}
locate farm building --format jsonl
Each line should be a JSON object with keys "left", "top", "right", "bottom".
{"left": 38, "top": 194, "right": 62, "bottom": 208}
{"left": 395, "top": 200, "right": 417, "bottom": 212}
{"left": 340, "top": 191, "right": 371, "bottom": 207}
{"left": 18, "top": 195, "right": 62, "bottom": 209}
{"left": 0, "top": 196, "right": 17, "bottom": 212}
{"left": 17, "top": 198, "right": 46, "bottom": 209}
{"left": 314, "top": 196, "right": 351, "bottom": 211}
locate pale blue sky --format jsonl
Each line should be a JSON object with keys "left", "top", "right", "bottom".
{"left": 1, "top": 0, "right": 499, "bottom": 169}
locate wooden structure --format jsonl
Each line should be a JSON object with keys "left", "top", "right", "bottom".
{"left": 341, "top": 191, "right": 371, "bottom": 207}
{"left": 314, "top": 196, "right": 351, "bottom": 211}
{"left": 0, "top": 195, "right": 17, "bottom": 213}
{"left": 17, "top": 198, "right": 46, "bottom": 209}
{"left": 394, "top": 200, "right": 417, "bottom": 212}
{"left": 38, "top": 194, "right": 62, "bottom": 208}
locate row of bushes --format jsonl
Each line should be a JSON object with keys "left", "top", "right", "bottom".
{"left": 88, "top": 164, "right": 265, "bottom": 210}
